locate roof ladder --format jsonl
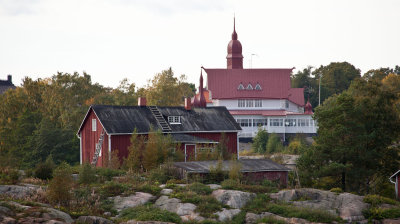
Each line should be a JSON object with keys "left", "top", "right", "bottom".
{"left": 148, "top": 106, "right": 172, "bottom": 133}
{"left": 92, "top": 128, "right": 105, "bottom": 166}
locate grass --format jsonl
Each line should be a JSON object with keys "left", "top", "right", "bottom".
{"left": 221, "top": 179, "right": 278, "bottom": 194}
{"left": 188, "top": 182, "right": 213, "bottom": 195}
{"left": 256, "top": 216, "right": 286, "bottom": 224}
{"left": 363, "top": 194, "right": 398, "bottom": 206}
{"left": 118, "top": 204, "right": 181, "bottom": 223}
{"left": 195, "top": 195, "right": 224, "bottom": 218}
{"left": 242, "top": 194, "right": 272, "bottom": 214}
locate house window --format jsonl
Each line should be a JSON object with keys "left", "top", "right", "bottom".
{"left": 298, "top": 119, "right": 309, "bottom": 127}
{"left": 255, "top": 99, "right": 262, "bottom": 107}
{"left": 270, "top": 118, "right": 283, "bottom": 126}
{"left": 253, "top": 119, "right": 268, "bottom": 127}
{"left": 285, "top": 100, "right": 289, "bottom": 109}
{"left": 285, "top": 118, "right": 297, "bottom": 127}
{"left": 255, "top": 84, "right": 262, "bottom": 90}
{"left": 238, "top": 99, "right": 246, "bottom": 107}
{"left": 246, "top": 83, "right": 253, "bottom": 90}
{"left": 246, "top": 99, "right": 254, "bottom": 107}
{"left": 238, "top": 83, "right": 244, "bottom": 90}
{"left": 237, "top": 119, "right": 250, "bottom": 127}
{"left": 168, "top": 116, "right": 181, "bottom": 124}
{"left": 92, "top": 119, "right": 97, "bottom": 131}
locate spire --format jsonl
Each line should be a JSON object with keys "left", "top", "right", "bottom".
{"left": 193, "top": 68, "right": 207, "bottom": 108}
{"left": 226, "top": 15, "right": 243, "bottom": 69}
{"left": 232, "top": 15, "right": 237, "bottom": 40}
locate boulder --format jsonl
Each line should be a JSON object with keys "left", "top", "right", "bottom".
{"left": 160, "top": 189, "right": 173, "bottom": 195}
{"left": 383, "top": 219, "right": 400, "bottom": 224}
{"left": 121, "top": 221, "right": 175, "bottom": 224}
{"left": 269, "top": 188, "right": 369, "bottom": 222}
{"left": 76, "top": 216, "right": 114, "bottom": 224}
{"left": 245, "top": 212, "right": 311, "bottom": 224}
{"left": 110, "top": 192, "right": 155, "bottom": 212}
{"left": 214, "top": 208, "right": 241, "bottom": 222}
{"left": 0, "top": 215, "right": 16, "bottom": 224}
{"left": 0, "top": 206, "right": 14, "bottom": 217}
{"left": 4, "top": 201, "right": 31, "bottom": 210}
{"left": 154, "top": 196, "right": 203, "bottom": 221}
{"left": 212, "top": 189, "right": 256, "bottom": 209}
{"left": 41, "top": 208, "right": 74, "bottom": 224}
{"left": 0, "top": 185, "right": 41, "bottom": 199}
{"left": 207, "top": 184, "right": 222, "bottom": 190}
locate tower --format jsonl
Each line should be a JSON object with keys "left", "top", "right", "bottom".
{"left": 226, "top": 17, "right": 243, "bottom": 69}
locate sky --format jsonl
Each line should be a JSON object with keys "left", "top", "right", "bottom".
{"left": 0, "top": 0, "right": 399, "bottom": 89}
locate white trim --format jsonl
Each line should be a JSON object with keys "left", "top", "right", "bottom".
{"left": 79, "top": 133, "right": 82, "bottom": 164}
{"left": 76, "top": 106, "right": 109, "bottom": 136}
{"left": 109, "top": 130, "right": 240, "bottom": 135}
{"left": 108, "top": 134, "right": 111, "bottom": 162}
{"left": 184, "top": 144, "right": 196, "bottom": 162}
{"left": 237, "top": 133, "right": 239, "bottom": 160}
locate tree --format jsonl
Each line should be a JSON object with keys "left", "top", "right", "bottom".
{"left": 291, "top": 66, "right": 318, "bottom": 107}
{"left": 363, "top": 66, "right": 400, "bottom": 81}
{"left": 252, "top": 128, "right": 269, "bottom": 153}
{"left": 266, "top": 133, "right": 283, "bottom": 154}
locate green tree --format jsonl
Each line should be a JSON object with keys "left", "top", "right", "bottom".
{"left": 252, "top": 128, "right": 269, "bottom": 153}
{"left": 291, "top": 66, "right": 318, "bottom": 107}
{"left": 266, "top": 133, "right": 283, "bottom": 154}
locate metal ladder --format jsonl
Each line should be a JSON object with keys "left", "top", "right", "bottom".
{"left": 148, "top": 106, "right": 172, "bottom": 133}
{"left": 92, "top": 128, "right": 105, "bottom": 166}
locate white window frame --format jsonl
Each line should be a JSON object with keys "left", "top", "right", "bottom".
{"left": 298, "top": 118, "right": 309, "bottom": 127}
{"left": 246, "top": 83, "right": 253, "bottom": 90}
{"left": 238, "top": 99, "right": 246, "bottom": 107}
{"left": 285, "top": 118, "right": 297, "bottom": 127}
{"left": 168, "top": 116, "right": 181, "bottom": 124}
{"left": 270, "top": 118, "right": 283, "bottom": 127}
{"left": 255, "top": 99, "right": 262, "bottom": 107}
{"left": 238, "top": 83, "right": 244, "bottom": 90}
{"left": 92, "top": 119, "right": 97, "bottom": 131}
{"left": 246, "top": 99, "right": 254, "bottom": 107}
{"left": 237, "top": 118, "right": 251, "bottom": 127}
{"left": 255, "top": 83, "right": 262, "bottom": 90}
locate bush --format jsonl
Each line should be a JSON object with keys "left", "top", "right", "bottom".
{"left": 0, "top": 167, "right": 20, "bottom": 184}
{"left": 221, "top": 179, "right": 238, "bottom": 190}
{"left": 135, "top": 184, "right": 161, "bottom": 195}
{"left": 78, "top": 163, "right": 97, "bottom": 185}
{"left": 229, "top": 159, "right": 242, "bottom": 181}
{"left": 100, "top": 181, "right": 130, "bottom": 197}
{"left": 195, "top": 195, "right": 223, "bottom": 218}
{"left": 364, "top": 194, "right": 398, "bottom": 207}
{"left": 96, "top": 167, "right": 125, "bottom": 181}
{"left": 171, "top": 191, "right": 201, "bottom": 204}
{"left": 231, "top": 211, "right": 247, "bottom": 224}
{"left": 46, "top": 162, "right": 73, "bottom": 205}
{"left": 252, "top": 128, "right": 269, "bottom": 153}
{"left": 118, "top": 205, "right": 181, "bottom": 223}
{"left": 188, "top": 182, "right": 212, "bottom": 195}
{"left": 243, "top": 194, "right": 271, "bottom": 214}
{"left": 330, "top": 187, "right": 343, "bottom": 194}
{"left": 363, "top": 207, "right": 400, "bottom": 220}
{"left": 256, "top": 216, "right": 286, "bottom": 224}
{"left": 266, "top": 133, "right": 283, "bottom": 154}
{"left": 34, "top": 156, "right": 55, "bottom": 180}
{"left": 207, "top": 160, "right": 226, "bottom": 184}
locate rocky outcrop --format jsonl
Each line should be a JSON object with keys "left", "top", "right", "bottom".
{"left": 214, "top": 208, "right": 241, "bottom": 222}
{"left": 41, "top": 207, "right": 74, "bottom": 223}
{"left": 270, "top": 188, "right": 369, "bottom": 222}
{"left": 154, "top": 196, "right": 204, "bottom": 222}
{"left": 207, "top": 184, "right": 222, "bottom": 190}
{"left": 121, "top": 221, "right": 175, "bottom": 224}
{"left": 245, "top": 212, "right": 312, "bottom": 224}
{"left": 76, "top": 216, "right": 114, "bottom": 224}
{"left": 110, "top": 192, "right": 155, "bottom": 212}
{"left": 0, "top": 185, "right": 42, "bottom": 199}
{"left": 160, "top": 189, "right": 173, "bottom": 195}
{"left": 212, "top": 189, "right": 256, "bottom": 209}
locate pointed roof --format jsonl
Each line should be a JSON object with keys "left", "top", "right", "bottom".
{"left": 227, "top": 16, "right": 243, "bottom": 69}
{"left": 193, "top": 69, "right": 207, "bottom": 107}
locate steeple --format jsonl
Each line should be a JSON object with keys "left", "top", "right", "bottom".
{"left": 226, "top": 16, "right": 243, "bottom": 69}
{"left": 193, "top": 69, "right": 207, "bottom": 108}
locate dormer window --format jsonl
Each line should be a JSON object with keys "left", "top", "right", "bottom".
{"left": 168, "top": 116, "right": 181, "bottom": 124}
{"left": 255, "top": 83, "right": 262, "bottom": 90}
{"left": 237, "top": 83, "right": 244, "bottom": 90}
{"left": 246, "top": 83, "right": 253, "bottom": 90}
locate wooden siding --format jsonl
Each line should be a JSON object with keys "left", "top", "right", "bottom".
{"left": 111, "top": 135, "right": 131, "bottom": 162}
{"left": 187, "top": 132, "right": 238, "bottom": 155}
{"left": 80, "top": 109, "right": 109, "bottom": 167}
{"left": 243, "top": 171, "right": 288, "bottom": 186}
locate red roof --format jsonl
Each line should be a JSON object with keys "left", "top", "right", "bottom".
{"left": 229, "top": 110, "right": 308, "bottom": 116}
{"left": 204, "top": 68, "right": 304, "bottom": 106}
{"left": 194, "top": 89, "right": 213, "bottom": 103}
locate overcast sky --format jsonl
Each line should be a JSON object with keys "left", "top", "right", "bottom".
{"left": 0, "top": 0, "right": 399, "bottom": 88}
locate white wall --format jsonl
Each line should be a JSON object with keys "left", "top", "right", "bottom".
{"left": 213, "top": 99, "right": 293, "bottom": 110}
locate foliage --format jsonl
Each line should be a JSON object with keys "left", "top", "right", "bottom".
{"left": 78, "top": 163, "right": 97, "bottom": 185}
{"left": 221, "top": 179, "right": 238, "bottom": 190}
{"left": 252, "top": 128, "right": 269, "bottom": 153}
{"left": 118, "top": 204, "right": 182, "bottom": 223}
{"left": 147, "top": 163, "right": 181, "bottom": 184}
{"left": 0, "top": 167, "right": 20, "bottom": 184}
{"left": 215, "top": 132, "right": 231, "bottom": 160}
{"left": 363, "top": 207, "right": 400, "bottom": 220}
{"left": 195, "top": 195, "right": 223, "bottom": 218}
{"left": 363, "top": 195, "right": 398, "bottom": 207}
{"left": 134, "top": 184, "right": 162, "bottom": 196}
{"left": 171, "top": 191, "right": 202, "bottom": 204}
{"left": 222, "top": 180, "right": 278, "bottom": 193}
{"left": 329, "top": 188, "right": 343, "bottom": 194}
{"left": 188, "top": 182, "right": 212, "bottom": 195}
{"left": 242, "top": 194, "right": 272, "bottom": 214}
{"left": 47, "top": 162, "right": 73, "bottom": 205}
{"left": 266, "top": 133, "right": 283, "bottom": 154}
{"left": 207, "top": 160, "right": 226, "bottom": 184}
{"left": 228, "top": 159, "right": 242, "bottom": 181}
{"left": 96, "top": 167, "right": 125, "bottom": 182}
{"left": 256, "top": 216, "right": 286, "bottom": 224}
{"left": 34, "top": 156, "right": 55, "bottom": 180}
{"left": 99, "top": 181, "right": 130, "bottom": 197}
{"left": 230, "top": 211, "right": 247, "bottom": 224}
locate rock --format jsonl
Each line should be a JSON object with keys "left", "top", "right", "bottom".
{"left": 71, "top": 174, "right": 79, "bottom": 181}
{"left": 212, "top": 189, "right": 256, "bottom": 209}
{"left": 18, "top": 217, "right": 65, "bottom": 224}
{"left": 160, "top": 189, "right": 173, "bottom": 195}
{"left": 176, "top": 184, "right": 187, "bottom": 188}
{"left": 0, "top": 185, "right": 41, "bottom": 199}
{"left": 245, "top": 212, "right": 262, "bottom": 224}
{"left": 121, "top": 220, "right": 175, "bottom": 224}
{"left": 41, "top": 208, "right": 74, "bottom": 223}
{"left": 110, "top": 192, "right": 155, "bottom": 212}
{"left": 270, "top": 188, "right": 369, "bottom": 222}
{"left": 45, "top": 220, "right": 67, "bottom": 224}
{"left": 154, "top": 196, "right": 203, "bottom": 221}
{"left": 0, "top": 215, "right": 16, "bottom": 224}
{"left": 159, "top": 184, "right": 166, "bottom": 188}
{"left": 214, "top": 208, "right": 241, "bottom": 222}
{"left": 0, "top": 206, "right": 14, "bottom": 217}
{"left": 245, "top": 212, "right": 311, "bottom": 224}
{"left": 76, "top": 216, "right": 114, "bottom": 224}
{"left": 4, "top": 201, "right": 31, "bottom": 210}
{"left": 383, "top": 219, "right": 400, "bottom": 224}
{"left": 207, "top": 184, "right": 222, "bottom": 190}
{"left": 103, "top": 212, "right": 112, "bottom": 216}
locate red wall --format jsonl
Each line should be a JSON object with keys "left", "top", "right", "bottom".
{"left": 80, "top": 109, "right": 109, "bottom": 167}
{"left": 187, "top": 132, "right": 238, "bottom": 155}
{"left": 111, "top": 135, "right": 131, "bottom": 162}
{"left": 243, "top": 171, "right": 288, "bottom": 186}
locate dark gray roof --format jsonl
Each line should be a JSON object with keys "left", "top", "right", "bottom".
{"left": 174, "top": 159, "right": 290, "bottom": 173}
{"left": 80, "top": 105, "right": 241, "bottom": 134}
{"left": 0, "top": 80, "right": 16, "bottom": 94}
{"left": 171, "top": 134, "right": 218, "bottom": 143}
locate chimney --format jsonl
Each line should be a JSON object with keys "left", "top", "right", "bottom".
{"left": 7, "top": 75, "right": 12, "bottom": 83}
{"left": 138, "top": 97, "right": 147, "bottom": 106}
{"left": 185, "top": 98, "right": 192, "bottom": 110}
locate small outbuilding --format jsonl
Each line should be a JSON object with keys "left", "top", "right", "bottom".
{"left": 174, "top": 159, "right": 290, "bottom": 186}
{"left": 390, "top": 170, "right": 400, "bottom": 199}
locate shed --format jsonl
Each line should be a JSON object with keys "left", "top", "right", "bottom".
{"left": 390, "top": 170, "right": 400, "bottom": 199}
{"left": 174, "top": 159, "right": 290, "bottom": 186}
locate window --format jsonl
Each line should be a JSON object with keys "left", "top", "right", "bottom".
{"left": 255, "top": 83, "right": 262, "bottom": 90}
{"left": 237, "top": 83, "right": 244, "bottom": 90}
{"left": 237, "top": 119, "right": 250, "bottom": 127}
{"left": 285, "top": 118, "right": 297, "bottom": 127}
{"left": 298, "top": 119, "right": 309, "bottom": 127}
{"left": 255, "top": 99, "right": 262, "bottom": 107}
{"left": 246, "top": 83, "right": 253, "bottom": 90}
{"left": 168, "top": 116, "right": 181, "bottom": 124}
{"left": 253, "top": 119, "right": 268, "bottom": 127}
{"left": 270, "top": 118, "right": 283, "bottom": 126}
{"left": 285, "top": 100, "right": 289, "bottom": 109}
{"left": 238, "top": 99, "right": 246, "bottom": 107}
{"left": 92, "top": 119, "right": 97, "bottom": 131}
{"left": 246, "top": 99, "right": 254, "bottom": 107}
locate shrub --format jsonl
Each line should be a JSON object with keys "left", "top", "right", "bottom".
{"left": 364, "top": 194, "right": 398, "bottom": 206}
{"left": 100, "top": 181, "right": 130, "bottom": 197}
{"left": 135, "top": 184, "right": 161, "bottom": 195}
{"left": 363, "top": 207, "right": 400, "bottom": 220}
{"left": 34, "top": 156, "right": 55, "bottom": 180}
{"left": 266, "top": 133, "right": 283, "bottom": 154}
{"left": 118, "top": 205, "right": 181, "bottom": 223}
{"left": 252, "top": 128, "right": 269, "bottom": 153}
{"left": 221, "top": 179, "right": 238, "bottom": 190}
{"left": 188, "top": 182, "right": 212, "bottom": 195}
{"left": 256, "top": 216, "right": 286, "bottom": 224}
{"left": 96, "top": 167, "right": 125, "bottom": 181}
{"left": 330, "top": 187, "right": 343, "bottom": 194}
{"left": 195, "top": 195, "right": 223, "bottom": 218}
{"left": 171, "top": 191, "right": 202, "bottom": 204}
{"left": 78, "top": 163, "right": 97, "bottom": 185}
{"left": 231, "top": 211, "right": 247, "bottom": 224}
{"left": 229, "top": 159, "right": 242, "bottom": 181}
{"left": 207, "top": 160, "right": 226, "bottom": 184}
{"left": 0, "top": 167, "right": 20, "bottom": 184}
{"left": 46, "top": 162, "right": 73, "bottom": 205}
{"left": 243, "top": 194, "right": 271, "bottom": 214}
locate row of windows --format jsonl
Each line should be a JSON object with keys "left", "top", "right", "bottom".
{"left": 238, "top": 83, "right": 262, "bottom": 91}
{"left": 236, "top": 118, "right": 316, "bottom": 127}
{"left": 238, "top": 99, "right": 263, "bottom": 107}
{"left": 168, "top": 116, "right": 181, "bottom": 124}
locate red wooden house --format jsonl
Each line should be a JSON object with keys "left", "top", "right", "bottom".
{"left": 77, "top": 95, "right": 241, "bottom": 166}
